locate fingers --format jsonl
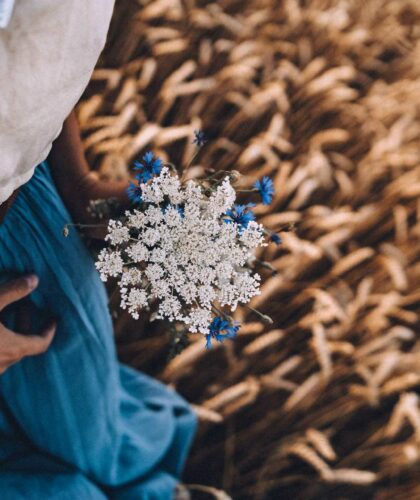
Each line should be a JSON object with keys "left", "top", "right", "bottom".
{"left": 16, "top": 321, "right": 57, "bottom": 357}
{"left": 0, "top": 275, "right": 39, "bottom": 310}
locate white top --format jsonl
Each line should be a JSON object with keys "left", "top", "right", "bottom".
{"left": 0, "top": 0, "right": 115, "bottom": 204}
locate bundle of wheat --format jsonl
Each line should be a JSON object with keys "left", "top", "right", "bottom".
{"left": 77, "top": 0, "right": 420, "bottom": 498}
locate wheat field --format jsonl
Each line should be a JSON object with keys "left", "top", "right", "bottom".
{"left": 77, "top": 0, "right": 420, "bottom": 498}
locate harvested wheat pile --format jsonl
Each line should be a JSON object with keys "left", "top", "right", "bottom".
{"left": 77, "top": 0, "right": 420, "bottom": 498}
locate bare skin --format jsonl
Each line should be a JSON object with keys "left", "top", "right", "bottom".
{"left": 48, "top": 110, "right": 129, "bottom": 227}
{"left": 0, "top": 275, "right": 56, "bottom": 374}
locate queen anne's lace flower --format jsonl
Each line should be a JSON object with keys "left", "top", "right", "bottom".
{"left": 184, "top": 307, "right": 213, "bottom": 335}
{"left": 127, "top": 242, "right": 149, "bottom": 263}
{"left": 127, "top": 210, "right": 146, "bottom": 228}
{"left": 207, "top": 178, "right": 236, "bottom": 217}
{"left": 120, "top": 268, "right": 143, "bottom": 286}
{"left": 96, "top": 249, "right": 124, "bottom": 281}
{"left": 240, "top": 221, "right": 267, "bottom": 249}
{"left": 105, "top": 220, "right": 130, "bottom": 245}
{"left": 157, "top": 295, "right": 183, "bottom": 322}
{"left": 120, "top": 287, "right": 149, "bottom": 319}
{"left": 96, "top": 168, "right": 265, "bottom": 337}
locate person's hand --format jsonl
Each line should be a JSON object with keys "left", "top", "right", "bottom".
{"left": 78, "top": 170, "right": 129, "bottom": 210}
{"left": 0, "top": 275, "right": 56, "bottom": 374}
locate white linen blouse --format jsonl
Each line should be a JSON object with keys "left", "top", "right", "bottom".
{"left": 0, "top": 0, "right": 115, "bottom": 204}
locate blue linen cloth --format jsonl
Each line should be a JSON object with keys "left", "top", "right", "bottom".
{"left": 0, "top": 162, "right": 197, "bottom": 499}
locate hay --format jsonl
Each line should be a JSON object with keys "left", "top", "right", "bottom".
{"left": 78, "top": 0, "right": 420, "bottom": 498}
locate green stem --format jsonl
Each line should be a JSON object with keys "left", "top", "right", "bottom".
{"left": 164, "top": 162, "right": 179, "bottom": 174}
{"left": 212, "top": 305, "right": 233, "bottom": 322}
{"left": 65, "top": 222, "right": 108, "bottom": 229}
{"left": 181, "top": 148, "right": 200, "bottom": 183}
{"left": 237, "top": 188, "right": 259, "bottom": 194}
{"left": 245, "top": 305, "right": 274, "bottom": 324}
{"left": 255, "top": 259, "right": 278, "bottom": 274}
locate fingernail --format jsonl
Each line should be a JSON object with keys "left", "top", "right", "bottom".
{"left": 25, "top": 275, "right": 39, "bottom": 289}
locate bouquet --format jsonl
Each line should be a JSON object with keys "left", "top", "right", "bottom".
{"left": 83, "top": 133, "right": 280, "bottom": 349}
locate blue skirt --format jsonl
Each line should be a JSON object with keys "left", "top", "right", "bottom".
{"left": 0, "top": 162, "right": 197, "bottom": 499}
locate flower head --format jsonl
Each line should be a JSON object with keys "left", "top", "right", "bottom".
{"left": 193, "top": 129, "right": 207, "bottom": 147}
{"left": 224, "top": 204, "right": 256, "bottom": 231}
{"left": 97, "top": 168, "right": 263, "bottom": 345}
{"left": 134, "top": 151, "right": 163, "bottom": 183}
{"left": 254, "top": 176, "right": 274, "bottom": 205}
{"left": 205, "top": 317, "right": 240, "bottom": 349}
{"left": 127, "top": 182, "right": 143, "bottom": 204}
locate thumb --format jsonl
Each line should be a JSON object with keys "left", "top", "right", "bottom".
{"left": 0, "top": 275, "right": 39, "bottom": 310}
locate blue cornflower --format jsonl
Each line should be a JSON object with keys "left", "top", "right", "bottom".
{"left": 205, "top": 317, "right": 240, "bottom": 349}
{"left": 193, "top": 129, "right": 207, "bottom": 147}
{"left": 254, "top": 176, "right": 274, "bottom": 205}
{"left": 270, "top": 233, "right": 282, "bottom": 245}
{"left": 224, "top": 204, "right": 256, "bottom": 231}
{"left": 127, "top": 182, "right": 143, "bottom": 204}
{"left": 134, "top": 151, "right": 163, "bottom": 183}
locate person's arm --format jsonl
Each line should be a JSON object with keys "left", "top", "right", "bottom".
{"left": 0, "top": 276, "right": 56, "bottom": 374}
{"left": 48, "top": 110, "right": 129, "bottom": 224}
{"left": 0, "top": 190, "right": 19, "bottom": 225}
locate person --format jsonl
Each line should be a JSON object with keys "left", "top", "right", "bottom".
{"left": 0, "top": 2, "right": 197, "bottom": 499}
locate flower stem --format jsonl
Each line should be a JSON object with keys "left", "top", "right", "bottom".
{"left": 212, "top": 305, "right": 233, "bottom": 322}
{"left": 62, "top": 222, "right": 108, "bottom": 236}
{"left": 237, "top": 188, "right": 259, "bottom": 194}
{"left": 181, "top": 148, "right": 200, "bottom": 183}
{"left": 65, "top": 222, "right": 108, "bottom": 229}
{"left": 245, "top": 305, "right": 274, "bottom": 324}
{"left": 255, "top": 259, "right": 278, "bottom": 275}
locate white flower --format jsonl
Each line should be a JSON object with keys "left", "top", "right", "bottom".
{"left": 157, "top": 295, "right": 182, "bottom": 321}
{"left": 127, "top": 210, "right": 146, "bottom": 228}
{"left": 239, "top": 221, "right": 265, "bottom": 249}
{"left": 150, "top": 279, "right": 171, "bottom": 297}
{"left": 219, "top": 271, "right": 261, "bottom": 310}
{"left": 145, "top": 263, "right": 165, "bottom": 283}
{"left": 120, "top": 288, "right": 149, "bottom": 319}
{"left": 159, "top": 170, "right": 184, "bottom": 204}
{"left": 105, "top": 220, "right": 130, "bottom": 246}
{"left": 215, "top": 261, "right": 234, "bottom": 284}
{"left": 198, "top": 284, "right": 217, "bottom": 307}
{"left": 96, "top": 168, "right": 265, "bottom": 332}
{"left": 184, "top": 307, "right": 213, "bottom": 334}
{"left": 144, "top": 206, "right": 163, "bottom": 226}
{"left": 142, "top": 228, "right": 161, "bottom": 247}
{"left": 184, "top": 180, "right": 202, "bottom": 205}
{"left": 163, "top": 206, "right": 182, "bottom": 227}
{"left": 126, "top": 242, "right": 149, "bottom": 263}
{"left": 207, "top": 177, "right": 236, "bottom": 217}
{"left": 179, "top": 281, "right": 198, "bottom": 304}
{"left": 140, "top": 181, "right": 164, "bottom": 203}
{"left": 150, "top": 248, "right": 166, "bottom": 263}
{"left": 96, "top": 249, "right": 124, "bottom": 281}
{"left": 120, "top": 268, "right": 143, "bottom": 286}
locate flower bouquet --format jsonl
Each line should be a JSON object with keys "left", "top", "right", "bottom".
{"left": 77, "top": 133, "right": 280, "bottom": 350}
